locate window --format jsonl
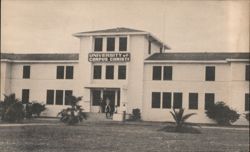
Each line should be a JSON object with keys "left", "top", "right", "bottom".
{"left": 148, "top": 41, "right": 151, "bottom": 55}
{"left": 245, "top": 94, "right": 250, "bottom": 111}
{"left": 189, "top": 93, "right": 198, "bottom": 109}
{"left": 46, "top": 90, "right": 54, "bottom": 105}
{"left": 55, "top": 90, "right": 64, "bottom": 105}
{"left": 205, "top": 66, "right": 215, "bottom": 81}
{"left": 163, "top": 66, "right": 172, "bottom": 80}
{"left": 118, "top": 65, "right": 126, "bottom": 79}
{"left": 119, "top": 37, "right": 127, "bottom": 51}
{"left": 57, "top": 66, "right": 64, "bottom": 79}
{"left": 152, "top": 66, "right": 162, "bottom": 80}
{"left": 107, "top": 37, "right": 115, "bottom": 51}
{"left": 22, "top": 89, "right": 29, "bottom": 104}
{"left": 173, "top": 93, "right": 182, "bottom": 109}
{"left": 94, "top": 38, "right": 103, "bottom": 51}
{"left": 205, "top": 93, "right": 215, "bottom": 110}
{"left": 106, "top": 65, "right": 114, "bottom": 79}
{"left": 23, "top": 66, "right": 30, "bottom": 79}
{"left": 162, "top": 92, "right": 171, "bottom": 108}
{"left": 93, "top": 65, "right": 102, "bottom": 79}
{"left": 66, "top": 66, "right": 74, "bottom": 79}
{"left": 152, "top": 92, "right": 161, "bottom": 108}
{"left": 92, "top": 90, "right": 101, "bottom": 106}
{"left": 65, "top": 90, "right": 73, "bottom": 105}
{"left": 246, "top": 65, "right": 250, "bottom": 81}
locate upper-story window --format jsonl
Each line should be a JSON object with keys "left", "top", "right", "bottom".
{"left": 93, "top": 65, "right": 102, "bottom": 79}
{"left": 56, "top": 66, "right": 74, "bottom": 79}
{"left": 205, "top": 66, "right": 215, "bottom": 81}
{"left": 106, "top": 65, "right": 114, "bottom": 79}
{"left": 245, "top": 65, "right": 250, "bottom": 81}
{"left": 163, "top": 66, "right": 172, "bottom": 80}
{"left": 148, "top": 41, "right": 151, "bottom": 55}
{"left": 119, "top": 37, "right": 127, "bottom": 51}
{"left": 23, "top": 65, "right": 30, "bottom": 79}
{"left": 94, "top": 38, "right": 103, "bottom": 52}
{"left": 118, "top": 65, "right": 126, "bottom": 80}
{"left": 152, "top": 66, "right": 162, "bottom": 80}
{"left": 107, "top": 37, "right": 115, "bottom": 51}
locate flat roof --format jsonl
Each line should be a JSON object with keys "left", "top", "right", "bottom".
{"left": 1, "top": 53, "right": 79, "bottom": 61}
{"left": 146, "top": 52, "right": 250, "bottom": 61}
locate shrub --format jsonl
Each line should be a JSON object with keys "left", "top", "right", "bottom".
{"left": 57, "top": 95, "right": 87, "bottom": 125}
{"left": 130, "top": 108, "right": 141, "bottom": 121}
{"left": 26, "top": 102, "right": 46, "bottom": 118}
{"left": 0, "top": 94, "right": 25, "bottom": 122}
{"left": 170, "top": 108, "right": 196, "bottom": 131}
{"left": 244, "top": 112, "right": 249, "bottom": 122}
{"left": 206, "top": 101, "right": 240, "bottom": 125}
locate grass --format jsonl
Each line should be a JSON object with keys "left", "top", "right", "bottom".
{"left": 0, "top": 120, "right": 249, "bottom": 152}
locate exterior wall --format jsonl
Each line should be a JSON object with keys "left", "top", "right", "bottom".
{"left": 0, "top": 62, "right": 12, "bottom": 99}
{"left": 143, "top": 62, "right": 249, "bottom": 124}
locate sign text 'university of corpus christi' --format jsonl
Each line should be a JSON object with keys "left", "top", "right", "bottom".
{"left": 88, "top": 53, "right": 130, "bottom": 62}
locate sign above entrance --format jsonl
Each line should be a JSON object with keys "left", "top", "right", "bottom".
{"left": 88, "top": 53, "right": 130, "bottom": 62}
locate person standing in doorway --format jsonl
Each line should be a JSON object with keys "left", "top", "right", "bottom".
{"left": 105, "top": 98, "right": 111, "bottom": 118}
{"left": 121, "top": 104, "right": 127, "bottom": 122}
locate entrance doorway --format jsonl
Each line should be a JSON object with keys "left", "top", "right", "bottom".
{"left": 90, "top": 89, "right": 120, "bottom": 113}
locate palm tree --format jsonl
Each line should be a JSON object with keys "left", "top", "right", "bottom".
{"left": 58, "top": 95, "right": 87, "bottom": 125}
{"left": 170, "top": 108, "right": 196, "bottom": 131}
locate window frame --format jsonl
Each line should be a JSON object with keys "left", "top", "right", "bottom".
{"left": 163, "top": 66, "right": 172, "bottom": 80}
{"left": 189, "top": 93, "right": 198, "bottom": 109}
{"left": 105, "top": 65, "right": 114, "bottom": 79}
{"left": 151, "top": 92, "right": 161, "bottom": 108}
{"left": 55, "top": 90, "right": 64, "bottom": 105}
{"left": 56, "top": 66, "right": 64, "bottom": 79}
{"left": 107, "top": 37, "right": 115, "bottom": 51}
{"left": 119, "top": 37, "right": 127, "bottom": 51}
{"left": 46, "top": 90, "right": 54, "bottom": 105}
{"left": 205, "top": 66, "right": 215, "bottom": 81}
{"left": 162, "top": 92, "right": 171, "bottom": 109}
{"left": 22, "top": 89, "right": 30, "bottom": 104}
{"left": 205, "top": 93, "right": 215, "bottom": 110}
{"left": 65, "top": 66, "right": 74, "bottom": 79}
{"left": 93, "top": 65, "right": 102, "bottom": 79}
{"left": 118, "top": 65, "right": 126, "bottom": 80}
{"left": 23, "top": 65, "right": 30, "bottom": 79}
{"left": 94, "top": 37, "right": 103, "bottom": 52}
{"left": 173, "top": 92, "right": 182, "bottom": 109}
{"left": 152, "top": 66, "right": 162, "bottom": 80}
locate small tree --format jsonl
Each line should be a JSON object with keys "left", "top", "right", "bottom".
{"left": 206, "top": 101, "right": 240, "bottom": 125}
{"left": 130, "top": 108, "right": 141, "bottom": 121}
{"left": 170, "top": 108, "right": 196, "bottom": 131}
{"left": 57, "top": 95, "right": 87, "bottom": 125}
{"left": 26, "top": 102, "right": 46, "bottom": 118}
{"left": 0, "top": 94, "right": 25, "bottom": 122}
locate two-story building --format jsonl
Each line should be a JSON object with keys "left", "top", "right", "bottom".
{"left": 1, "top": 27, "right": 249, "bottom": 124}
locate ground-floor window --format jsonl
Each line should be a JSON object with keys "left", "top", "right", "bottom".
{"left": 46, "top": 89, "right": 73, "bottom": 105}
{"left": 173, "top": 93, "right": 182, "bottom": 109}
{"left": 22, "top": 89, "right": 30, "bottom": 104}
{"left": 245, "top": 93, "right": 250, "bottom": 111}
{"left": 92, "top": 90, "right": 101, "bottom": 106}
{"left": 189, "top": 93, "right": 198, "bottom": 109}
{"left": 205, "top": 93, "right": 214, "bottom": 110}
{"left": 162, "top": 92, "right": 171, "bottom": 109}
{"left": 151, "top": 92, "right": 161, "bottom": 108}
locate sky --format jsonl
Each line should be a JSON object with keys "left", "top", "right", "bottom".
{"left": 1, "top": 0, "right": 249, "bottom": 53}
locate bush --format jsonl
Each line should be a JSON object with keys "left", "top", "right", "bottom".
{"left": 26, "top": 102, "right": 46, "bottom": 118}
{"left": 0, "top": 94, "right": 25, "bottom": 122}
{"left": 244, "top": 112, "right": 249, "bottom": 122}
{"left": 58, "top": 95, "right": 87, "bottom": 125}
{"left": 206, "top": 101, "right": 240, "bottom": 125}
{"left": 130, "top": 108, "right": 141, "bottom": 121}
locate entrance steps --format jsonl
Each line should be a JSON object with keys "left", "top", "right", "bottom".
{"left": 85, "top": 112, "right": 114, "bottom": 122}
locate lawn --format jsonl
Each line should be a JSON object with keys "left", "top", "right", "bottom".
{"left": 0, "top": 121, "right": 249, "bottom": 152}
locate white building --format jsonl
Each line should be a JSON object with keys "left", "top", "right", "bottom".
{"left": 1, "top": 27, "right": 249, "bottom": 124}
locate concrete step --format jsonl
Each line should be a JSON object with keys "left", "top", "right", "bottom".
{"left": 85, "top": 112, "right": 113, "bottom": 122}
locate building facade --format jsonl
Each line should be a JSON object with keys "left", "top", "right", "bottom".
{"left": 1, "top": 27, "right": 249, "bottom": 124}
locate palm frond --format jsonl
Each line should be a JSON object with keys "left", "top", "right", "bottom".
{"left": 182, "top": 113, "right": 196, "bottom": 122}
